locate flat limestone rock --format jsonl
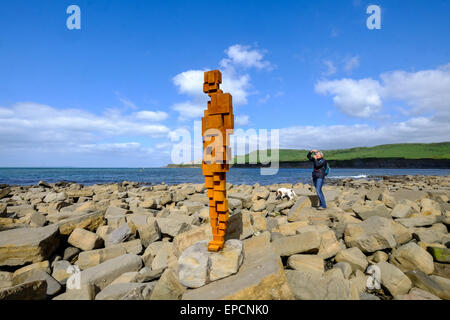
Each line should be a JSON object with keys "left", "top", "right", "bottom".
{"left": 405, "top": 270, "right": 450, "bottom": 300}
{"left": 12, "top": 269, "right": 61, "bottom": 296}
{"left": 76, "top": 254, "right": 142, "bottom": 291}
{"left": 53, "top": 284, "right": 96, "bottom": 300}
{"left": 285, "top": 268, "right": 354, "bottom": 300}
{"left": 390, "top": 242, "right": 434, "bottom": 275}
{"left": 0, "top": 280, "right": 47, "bottom": 300}
{"left": 95, "top": 283, "right": 149, "bottom": 300}
{"left": 150, "top": 268, "right": 186, "bottom": 300}
{"left": 344, "top": 216, "right": 397, "bottom": 253}
{"left": 271, "top": 231, "right": 321, "bottom": 257}
{"left": 396, "top": 216, "right": 437, "bottom": 228}
{"left": 0, "top": 225, "right": 59, "bottom": 266}
{"left": 377, "top": 261, "right": 412, "bottom": 296}
{"left": 395, "top": 287, "right": 441, "bottom": 300}
{"left": 392, "top": 190, "right": 427, "bottom": 202}
{"left": 182, "top": 236, "right": 293, "bottom": 300}
{"left": 77, "top": 246, "right": 127, "bottom": 270}
{"left": 57, "top": 211, "right": 105, "bottom": 235}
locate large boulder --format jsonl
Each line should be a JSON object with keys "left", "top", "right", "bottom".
{"left": 318, "top": 230, "right": 343, "bottom": 259}
{"left": 287, "top": 255, "right": 324, "bottom": 273}
{"left": 285, "top": 268, "right": 355, "bottom": 300}
{"left": 352, "top": 203, "right": 391, "bottom": 220}
{"left": 156, "top": 217, "right": 190, "bottom": 237}
{"left": 405, "top": 270, "right": 450, "bottom": 300}
{"left": 395, "top": 216, "right": 438, "bottom": 228}
{"left": 105, "top": 223, "right": 133, "bottom": 247}
{"left": 75, "top": 254, "right": 142, "bottom": 291}
{"left": 77, "top": 239, "right": 142, "bottom": 270}
{"left": 287, "top": 197, "right": 312, "bottom": 222}
{"left": 182, "top": 236, "right": 293, "bottom": 300}
{"left": 12, "top": 269, "right": 61, "bottom": 296}
{"left": 95, "top": 282, "right": 153, "bottom": 300}
{"left": 344, "top": 216, "right": 408, "bottom": 253}
{"left": 57, "top": 211, "right": 105, "bottom": 235}
{"left": 0, "top": 280, "right": 47, "bottom": 300}
{"left": 228, "top": 193, "right": 252, "bottom": 209}
{"left": 395, "top": 287, "right": 441, "bottom": 300}
{"left": 390, "top": 242, "right": 434, "bottom": 274}
{"left": 0, "top": 187, "right": 11, "bottom": 200}
{"left": 150, "top": 268, "right": 186, "bottom": 300}
{"left": 177, "top": 240, "right": 244, "bottom": 288}
{"left": 68, "top": 228, "right": 103, "bottom": 251}
{"left": 335, "top": 247, "right": 368, "bottom": 273}
{"left": 271, "top": 231, "right": 321, "bottom": 257}
{"left": 126, "top": 215, "right": 161, "bottom": 247}
{"left": 391, "top": 203, "right": 413, "bottom": 219}
{"left": 392, "top": 190, "right": 427, "bottom": 202}
{"left": 420, "top": 198, "right": 442, "bottom": 216}
{"left": 0, "top": 225, "right": 59, "bottom": 266}
{"left": 376, "top": 262, "right": 412, "bottom": 296}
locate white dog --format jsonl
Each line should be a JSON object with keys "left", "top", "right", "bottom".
{"left": 276, "top": 188, "right": 296, "bottom": 200}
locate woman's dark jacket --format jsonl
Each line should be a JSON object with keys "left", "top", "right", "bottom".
{"left": 307, "top": 151, "right": 327, "bottom": 179}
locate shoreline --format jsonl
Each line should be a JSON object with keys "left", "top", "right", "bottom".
{"left": 1, "top": 172, "right": 450, "bottom": 188}
{"left": 167, "top": 158, "right": 450, "bottom": 169}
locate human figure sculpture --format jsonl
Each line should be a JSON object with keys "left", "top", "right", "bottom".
{"left": 202, "top": 70, "right": 234, "bottom": 252}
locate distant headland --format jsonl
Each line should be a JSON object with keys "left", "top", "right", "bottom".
{"left": 166, "top": 142, "right": 450, "bottom": 169}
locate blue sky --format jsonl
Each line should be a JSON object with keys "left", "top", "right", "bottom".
{"left": 0, "top": 0, "right": 449, "bottom": 167}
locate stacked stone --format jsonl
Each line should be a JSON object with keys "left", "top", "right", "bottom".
{"left": 202, "top": 70, "right": 234, "bottom": 252}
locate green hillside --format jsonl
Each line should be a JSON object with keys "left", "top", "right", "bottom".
{"left": 232, "top": 142, "right": 450, "bottom": 164}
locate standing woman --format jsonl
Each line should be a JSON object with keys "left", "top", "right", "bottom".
{"left": 307, "top": 150, "right": 327, "bottom": 210}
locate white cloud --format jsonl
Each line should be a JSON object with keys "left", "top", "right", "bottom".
{"left": 220, "top": 44, "right": 272, "bottom": 70}
{"left": 380, "top": 64, "right": 450, "bottom": 114}
{"left": 172, "top": 101, "right": 204, "bottom": 121}
{"left": 344, "top": 56, "right": 360, "bottom": 73}
{"left": 0, "top": 102, "right": 170, "bottom": 153}
{"left": 235, "top": 115, "right": 249, "bottom": 126}
{"left": 134, "top": 110, "right": 168, "bottom": 122}
{"left": 220, "top": 70, "right": 251, "bottom": 105}
{"left": 171, "top": 44, "right": 272, "bottom": 120}
{"left": 172, "top": 70, "right": 206, "bottom": 97}
{"left": 278, "top": 115, "right": 450, "bottom": 150}
{"left": 315, "top": 63, "right": 450, "bottom": 120}
{"left": 315, "top": 78, "right": 383, "bottom": 118}
{"left": 78, "top": 142, "right": 144, "bottom": 152}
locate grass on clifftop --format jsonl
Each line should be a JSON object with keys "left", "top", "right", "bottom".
{"left": 232, "top": 142, "right": 450, "bottom": 164}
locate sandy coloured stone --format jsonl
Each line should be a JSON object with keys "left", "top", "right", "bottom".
{"left": 272, "top": 231, "right": 321, "bottom": 257}
{"left": 377, "top": 261, "right": 412, "bottom": 296}
{"left": 68, "top": 228, "right": 103, "bottom": 251}
{"left": 0, "top": 280, "right": 47, "bottom": 300}
{"left": 390, "top": 242, "right": 434, "bottom": 275}
{"left": 182, "top": 236, "right": 293, "bottom": 300}
{"left": 0, "top": 225, "right": 59, "bottom": 266}
{"left": 75, "top": 254, "right": 142, "bottom": 291}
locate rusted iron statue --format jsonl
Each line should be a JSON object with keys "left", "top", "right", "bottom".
{"left": 202, "top": 70, "right": 234, "bottom": 252}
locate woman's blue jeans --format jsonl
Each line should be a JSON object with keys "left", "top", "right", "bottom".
{"left": 313, "top": 177, "right": 326, "bottom": 208}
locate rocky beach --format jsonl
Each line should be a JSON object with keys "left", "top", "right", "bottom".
{"left": 0, "top": 175, "right": 449, "bottom": 300}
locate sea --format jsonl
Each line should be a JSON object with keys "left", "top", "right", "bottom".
{"left": 0, "top": 168, "right": 449, "bottom": 186}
